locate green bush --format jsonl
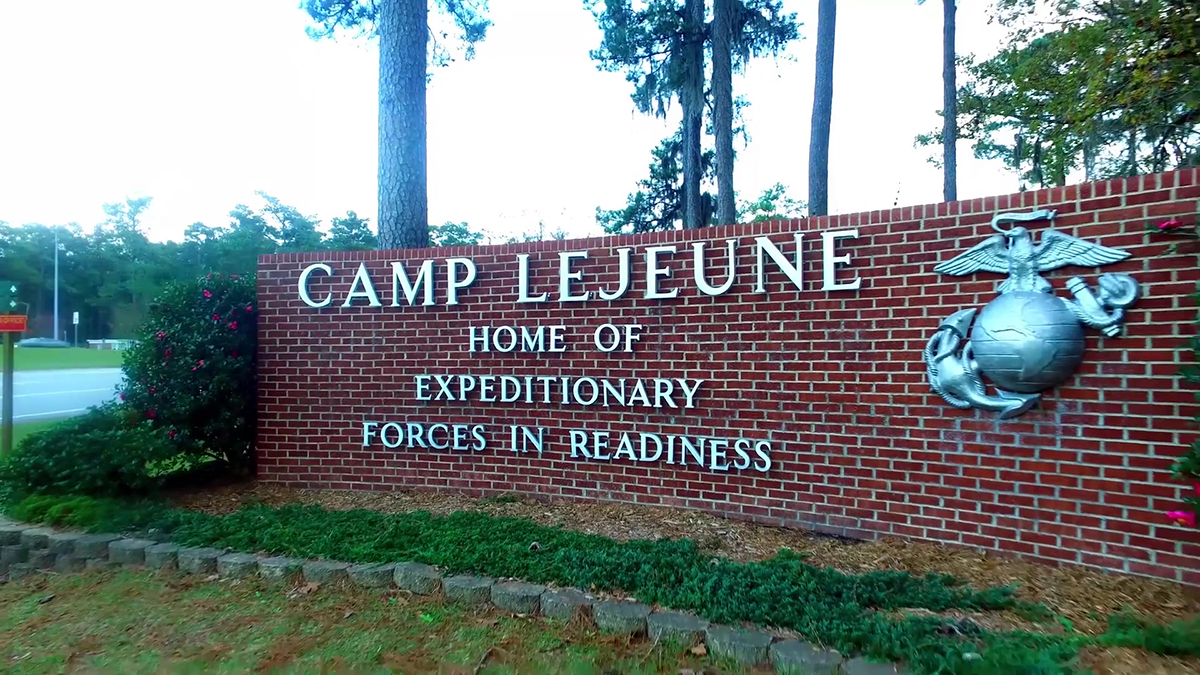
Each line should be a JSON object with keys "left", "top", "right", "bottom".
{"left": 0, "top": 404, "right": 179, "bottom": 497}
{"left": 119, "top": 273, "right": 257, "bottom": 475}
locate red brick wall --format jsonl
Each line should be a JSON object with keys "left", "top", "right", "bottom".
{"left": 257, "top": 169, "right": 1200, "bottom": 584}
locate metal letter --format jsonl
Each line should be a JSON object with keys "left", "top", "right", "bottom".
{"left": 924, "top": 209, "right": 1141, "bottom": 419}
{"left": 468, "top": 326, "right": 489, "bottom": 352}
{"left": 593, "top": 324, "right": 621, "bottom": 352}
{"left": 754, "top": 234, "right": 804, "bottom": 293}
{"left": 391, "top": 260, "right": 435, "bottom": 307}
{"left": 493, "top": 326, "right": 517, "bottom": 353}
{"left": 559, "top": 251, "right": 590, "bottom": 302}
{"left": 821, "top": 229, "right": 861, "bottom": 291}
{"left": 599, "top": 248, "right": 632, "bottom": 300}
{"left": 361, "top": 421, "right": 379, "bottom": 447}
{"left": 342, "top": 262, "right": 382, "bottom": 307}
{"left": 516, "top": 253, "right": 548, "bottom": 303}
{"left": 445, "top": 257, "right": 476, "bottom": 306}
{"left": 298, "top": 263, "right": 333, "bottom": 308}
{"left": 644, "top": 246, "right": 679, "bottom": 300}
{"left": 693, "top": 239, "right": 737, "bottom": 296}
{"left": 622, "top": 324, "right": 643, "bottom": 353}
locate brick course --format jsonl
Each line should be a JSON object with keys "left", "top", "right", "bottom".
{"left": 257, "top": 169, "right": 1200, "bottom": 584}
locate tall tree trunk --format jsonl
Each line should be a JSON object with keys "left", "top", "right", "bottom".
{"left": 808, "top": 0, "right": 836, "bottom": 217}
{"left": 377, "top": 0, "right": 430, "bottom": 249}
{"left": 681, "top": 0, "right": 705, "bottom": 229}
{"left": 713, "top": 0, "right": 736, "bottom": 225}
{"left": 941, "top": 0, "right": 957, "bottom": 202}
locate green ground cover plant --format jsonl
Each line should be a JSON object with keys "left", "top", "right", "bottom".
{"left": 13, "top": 493, "right": 1198, "bottom": 675}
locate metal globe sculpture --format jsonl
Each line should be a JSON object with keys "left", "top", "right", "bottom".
{"left": 969, "top": 291, "right": 1085, "bottom": 394}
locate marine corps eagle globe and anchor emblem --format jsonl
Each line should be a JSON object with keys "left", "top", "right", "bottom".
{"left": 924, "top": 209, "right": 1141, "bottom": 419}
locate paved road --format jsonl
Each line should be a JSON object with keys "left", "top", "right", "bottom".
{"left": 2, "top": 368, "right": 124, "bottom": 421}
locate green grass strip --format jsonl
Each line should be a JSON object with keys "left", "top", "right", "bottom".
{"left": 10, "top": 493, "right": 1197, "bottom": 675}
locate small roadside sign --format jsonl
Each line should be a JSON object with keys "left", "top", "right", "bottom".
{"left": 73, "top": 311, "right": 79, "bottom": 325}
{"left": 0, "top": 315, "right": 26, "bottom": 333}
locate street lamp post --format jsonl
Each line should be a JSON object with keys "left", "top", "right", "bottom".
{"left": 53, "top": 229, "right": 59, "bottom": 342}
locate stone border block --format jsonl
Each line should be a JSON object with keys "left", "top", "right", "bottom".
{"left": 1, "top": 545, "right": 27, "bottom": 565}
{"left": 491, "top": 581, "right": 545, "bottom": 614}
{"left": 178, "top": 547, "right": 224, "bottom": 574}
{"left": 348, "top": 562, "right": 396, "bottom": 588}
{"left": 47, "top": 533, "right": 83, "bottom": 556}
{"left": 109, "top": 539, "right": 155, "bottom": 565}
{"left": 541, "top": 588, "right": 593, "bottom": 621}
{"left": 258, "top": 557, "right": 303, "bottom": 583}
{"left": 705, "top": 625, "right": 773, "bottom": 665}
{"left": 770, "top": 640, "right": 844, "bottom": 674}
{"left": 8, "top": 562, "right": 34, "bottom": 580}
{"left": 85, "top": 558, "right": 118, "bottom": 571}
{"left": 54, "top": 555, "right": 86, "bottom": 574}
{"left": 593, "top": 601, "right": 650, "bottom": 635}
{"left": 217, "top": 553, "right": 259, "bottom": 579}
{"left": 74, "top": 534, "right": 122, "bottom": 559}
{"left": 0, "top": 525, "right": 30, "bottom": 546}
{"left": 393, "top": 562, "right": 441, "bottom": 595}
{"left": 145, "top": 544, "right": 180, "bottom": 570}
{"left": 303, "top": 561, "right": 350, "bottom": 584}
{"left": 19, "top": 528, "right": 53, "bottom": 549}
{"left": 648, "top": 611, "right": 709, "bottom": 646}
{"left": 443, "top": 575, "right": 494, "bottom": 605}
{"left": 28, "top": 549, "right": 55, "bottom": 569}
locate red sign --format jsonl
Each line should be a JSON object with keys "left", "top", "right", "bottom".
{"left": 0, "top": 315, "right": 27, "bottom": 333}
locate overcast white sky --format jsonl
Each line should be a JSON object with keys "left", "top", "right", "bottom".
{"left": 0, "top": 0, "right": 1017, "bottom": 243}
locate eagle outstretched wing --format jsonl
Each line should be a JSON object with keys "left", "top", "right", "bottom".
{"left": 933, "top": 234, "right": 1010, "bottom": 277}
{"left": 1034, "top": 230, "right": 1131, "bottom": 272}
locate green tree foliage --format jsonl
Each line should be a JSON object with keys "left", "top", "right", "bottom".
{"left": 596, "top": 132, "right": 715, "bottom": 234}
{"left": 586, "top": 0, "right": 798, "bottom": 229}
{"left": 737, "top": 182, "right": 806, "bottom": 222}
{"left": 302, "top": 0, "right": 491, "bottom": 250}
{"left": 0, "top": 195, "right": 381, "bottom": 340}
{"left": 918, "top": 0, "right": 1199, "bottom": 187}
{"left": 430, "top": 221, "right": 484, "bottom": 247}
{"left": 119, "top": 274, "right": 258, "bottom": 476}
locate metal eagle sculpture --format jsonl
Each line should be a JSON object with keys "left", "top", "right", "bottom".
{"left": 923, "top": 209, "right": 1141, "bottom": 419}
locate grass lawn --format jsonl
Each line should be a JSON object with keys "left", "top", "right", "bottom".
{"left": 0, "top": 569, "right": 725, "bottom": 675}
{"left": 1, "top": 348, "right": 125, "bottom": 372}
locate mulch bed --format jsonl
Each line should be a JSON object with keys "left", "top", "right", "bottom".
{"left": 170, "top": 481, "right": 1200, "bottom": 674}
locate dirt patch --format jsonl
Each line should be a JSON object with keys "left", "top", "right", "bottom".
{"left": 1079, "top": 646, "right": 1200, "bottom": 675}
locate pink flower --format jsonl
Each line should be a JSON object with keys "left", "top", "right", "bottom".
{"left": 1157, "top": 219, "right": 1185, "bottom": 231}
{"left": 212, "top": 313, "right": 221, "bottom": 321}
{"left": 146, "top": 409, "right": 156, "bottom": 420}
{"left": 245, "top": 305, "right": 254, "bottom": 313}
{"left": 1167, "top": 510, "right": 1196, "bottom": 528}
{"left": 203, "top": 289, "right": 213, "bottom": 299}
{"left": 1194, "top": 483, "right": 1200, "bottom": 497}
{"left": 167, "top": 430, "right": 177, "bottom": 439}
{"left": 149, "top": 386, "right": 156, "bottom": 393}
{"left": 229, "top": 321, "right": 238, "bottom": 331}
{"left": 229, "top": 274, "right": 239, "bottom": 280}
{"left": 118, "top": 393, "right": 126, "bottom": 401}
{"left": 191, "top": 359, "right": 205, "bottom": 372}
{"left": 206, "top": 274, "right": 212, "bottom": 279}
{"left": 155, "top": 331, "right": 166, "bottom": 340}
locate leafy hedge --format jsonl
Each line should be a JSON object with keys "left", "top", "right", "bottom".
{"left": 4, "top": 493, "right": 1104, "bottom": 675}
{"left": 0, "top": 404, "right": 178, "bottom": 497}
{"left": 119, "top": 273, "right": 257, "bottom": 475}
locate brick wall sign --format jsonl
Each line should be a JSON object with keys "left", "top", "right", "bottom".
{"left": 258, "top": 169, "right": 1200, "bottom": 584}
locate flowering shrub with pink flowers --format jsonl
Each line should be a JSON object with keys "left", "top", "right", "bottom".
{"left": 1151, "top": 216, "right": 1200, "bottom": 531}
{"left": 118, "top": 273, "right": 258, "bottom": 476}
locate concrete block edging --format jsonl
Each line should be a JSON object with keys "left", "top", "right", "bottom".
{"left": 0, "top": 520, "right": 905, "bottom": 674}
